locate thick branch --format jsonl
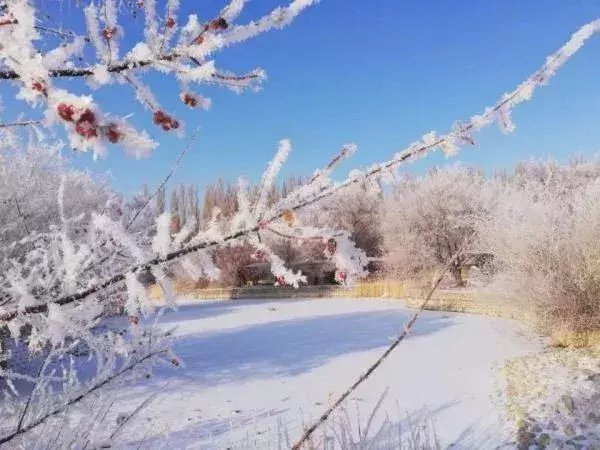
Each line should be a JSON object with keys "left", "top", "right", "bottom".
{"left": 0, "top": 55, "right": 261, "bottom": 81}
{"left": 0, "top": 56, "right": 174, "bottom": 79}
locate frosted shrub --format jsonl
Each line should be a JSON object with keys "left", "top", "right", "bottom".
{"left": 480, "top": 160, "right": 600, "bottom": 334}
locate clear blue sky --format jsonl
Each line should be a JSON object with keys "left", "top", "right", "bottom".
{"left": 8, "top": 0, "right": 600, "bottom": 195}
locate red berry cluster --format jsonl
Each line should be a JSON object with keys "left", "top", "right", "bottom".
{"left": 153, "top": 110, "right": 179, "bottom": 131}
{"left": 276, "top": 276, "right": 286, "bottom": 286}
{"left": 56, "top": 103, "right": 123, "bottom": 143}
{"left": 180, "top": 93, "right": 198, "bottom": 108}
{"left": 57, "top": 104, "right": 98, "bottom": 138}
{"left": 166, "top": 17, "right": 176, "bottom": 28}
{"left": 102, "top": 27, "right": 117, "bottom": 40}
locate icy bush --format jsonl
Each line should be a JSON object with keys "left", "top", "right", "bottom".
{"left": 480, "top": 160, "right": 600, "bottom": 334}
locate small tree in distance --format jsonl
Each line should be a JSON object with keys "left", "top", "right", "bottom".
{"left": 382, "top": 165, "right": 493, "bottom": 287}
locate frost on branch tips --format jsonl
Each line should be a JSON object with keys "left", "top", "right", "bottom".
{"left": 0, "top": 0, "right": 318, "bottom": 158}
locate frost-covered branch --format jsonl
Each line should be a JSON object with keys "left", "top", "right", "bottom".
{"left": 0, "top": 0, "right": 318, "bottom": 158}
{"left": 0, "top": 119, "right": 40, "bottom": 128}
{"left": 0, "top": 348, "right": 168, "bottom": 446}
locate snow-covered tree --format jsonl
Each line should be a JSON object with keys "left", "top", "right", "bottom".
{"left": 382, "top": 166, "right": 493, "bottom": 286}
{"left": 0, "top": 1, "right": 324, "bottom": 446}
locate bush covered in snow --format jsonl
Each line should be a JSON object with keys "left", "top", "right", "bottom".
{"left": 480, "top": 158, "right": 600, "bottom": 335}
{"left": 381, "top": 158, "right": 600, "bottom": 335}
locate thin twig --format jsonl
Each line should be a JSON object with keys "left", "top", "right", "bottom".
{"left": 0, "top": 350, "right": 167, "bottom": 446}
{"left": 291, "top": 250, "right": 471, "bottom": 449}
{"left": 126, "top": 127, "right": 200, "bottom": 230}
{"left": 109, "top": 391, "right": 159, "bottom": 441}
{"left": 15, "top": 351, "right": 50, "bottom": 433}
{"left": 0, "top": 120, "right": 41, "bottom": 128}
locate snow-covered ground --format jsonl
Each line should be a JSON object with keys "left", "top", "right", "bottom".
{"left": 101, "top": 298, "right": 542, "bottom": 449}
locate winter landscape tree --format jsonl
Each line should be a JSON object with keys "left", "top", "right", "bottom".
{"left": 382, "top": 166, "right": 492, "bottom": 287}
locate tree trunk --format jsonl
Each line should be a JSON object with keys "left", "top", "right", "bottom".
{"left": 450, "top": 264, "right": 466, "bottom": 287}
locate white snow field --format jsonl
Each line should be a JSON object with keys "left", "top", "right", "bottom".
{"left": 105, "top": 298, "right": 542, "bottom": 449}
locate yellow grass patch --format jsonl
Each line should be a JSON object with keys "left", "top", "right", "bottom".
{"left": 550, "top": 329, "right": 600, "bottom": 348}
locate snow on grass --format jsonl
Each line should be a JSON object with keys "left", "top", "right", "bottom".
{"left": 504, "top": 347, "right": 600, "bottom": 449}
{"left": 89, "top": 298, "right": 541, "bottom": 448}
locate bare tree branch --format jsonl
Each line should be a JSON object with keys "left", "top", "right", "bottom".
{"left": 0, "top": 349, "right": 167, "bottom": 446}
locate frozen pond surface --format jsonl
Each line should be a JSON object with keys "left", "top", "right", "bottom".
{"left": 105, "top": 298, "right": 541, "bottom": 449}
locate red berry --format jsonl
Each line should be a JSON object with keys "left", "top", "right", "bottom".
{"left": 128, "top": 315, "right": 139, "bottom": 325}
{"left": 161, "top": 119, "right": 179, "bottom": 131}
{"left": 153, "top": 110, "right": 166, "bottom": 125}
{"left": 210, "top": 18, "right": 228, "bottom": 30}
{"left": 181, "top": 93, "right": 197, "bottom": 108}
{"left": 31, "top": 81, "right": 47, "bottom": 96}
{"left": 76, "top": 121, "right": 98, "bottom": 138}
{"left": 326, "top": 238, "right": 337, "bottom": 255}
{"left": 79, "top": 109, "right": 96, "bottom": 125}
{"left": 57, "top": 103, "right": 75, "bottom": 122}
{"left": 104, "top": 123, "right": 121, "bottom": 143}
{"left": 276, "top": 276, "right": 285, "bottom": 286}
{"left": 166, "top": 17, "right": 176, "bottom": 28}
{"left": 193, "top": 35, "right": 204, "bottom": 45}
{"left": 102, "top": 27, "right": 117, "bottom": 40}
{"left": 75, "top": 109, "right": 98, "bottom": 139}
